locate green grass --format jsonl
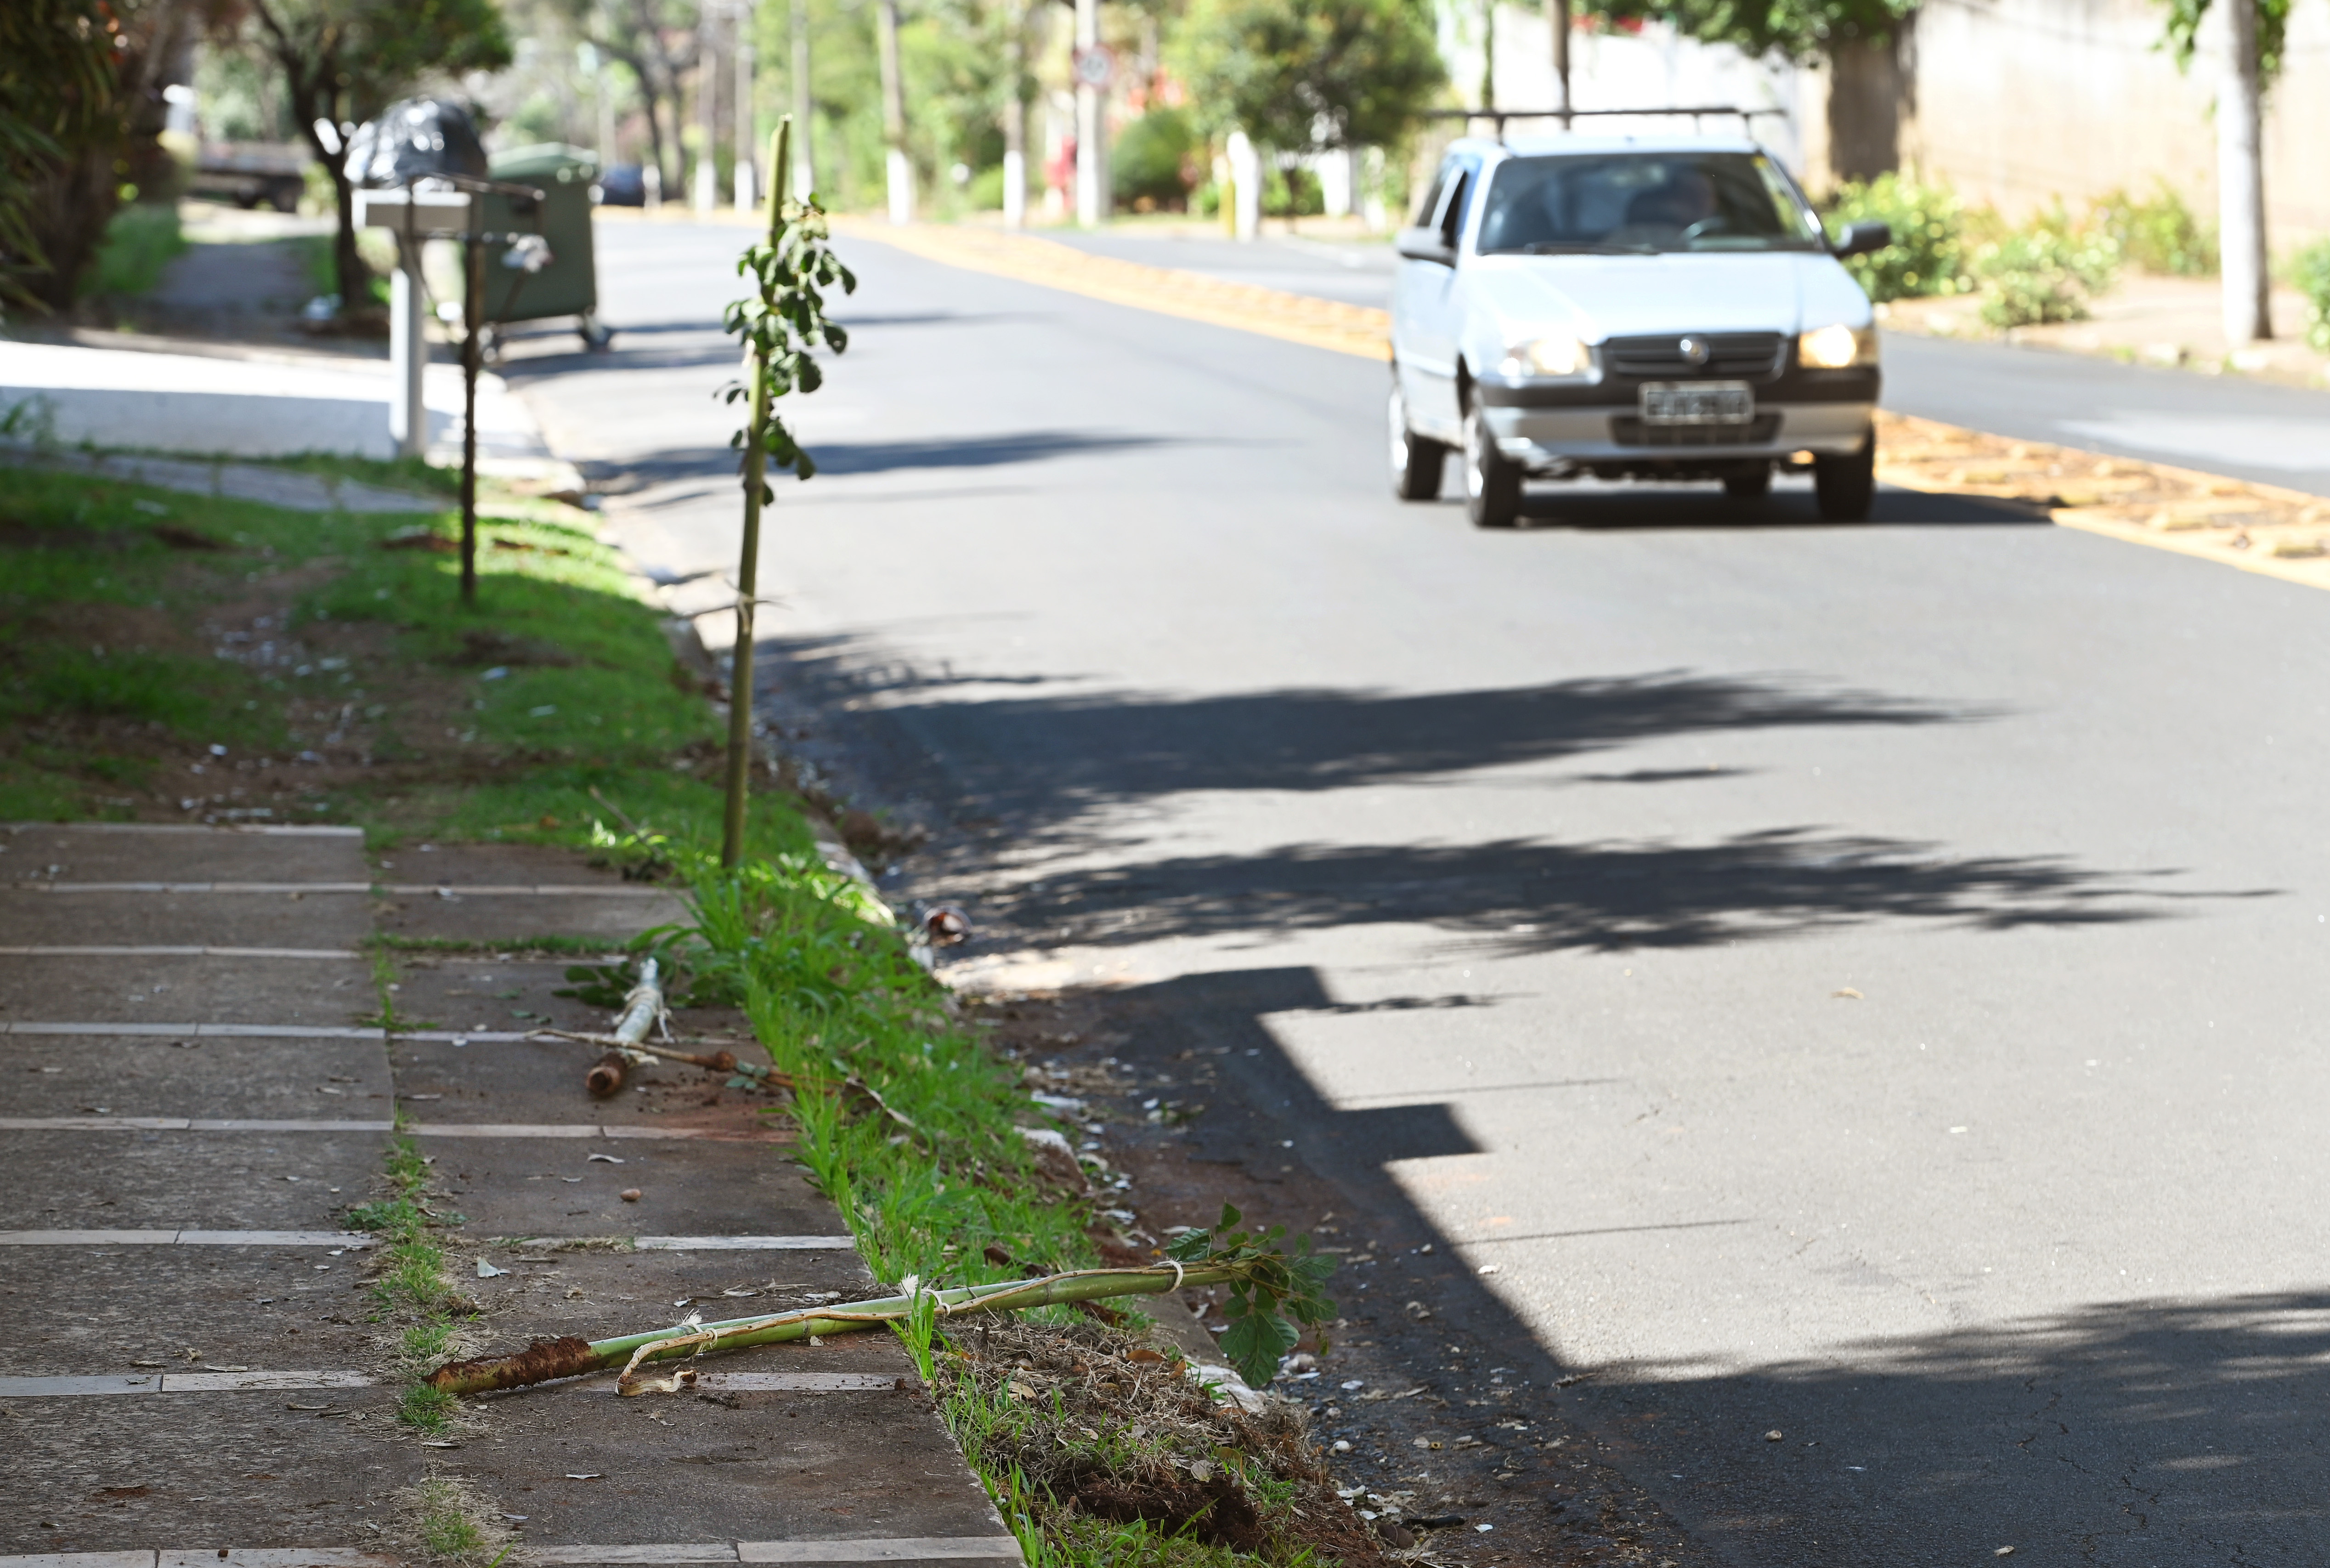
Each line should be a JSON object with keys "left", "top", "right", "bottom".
{"left": 0, "top": 459, "right": 815, "bottom": 858}
{"left": 82, "top": 203, "right": 188, "bottom": 299}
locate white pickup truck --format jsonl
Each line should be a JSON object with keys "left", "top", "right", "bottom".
{"left": 1387, "top": 134, "right": 1891, "bottom": 526}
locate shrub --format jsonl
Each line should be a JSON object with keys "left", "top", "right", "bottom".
{"left": 1826, "top": 172, "right": 1973, "bottom": 301}
{"left": 1972, "top": 213, "right": 2121, "bottom": 328}
{"left": 1112, "top": 107, "right": 1198, "bottom": 209}
{"left": 2092, "top": 181, "right": 2216, "bottom": 276}
{"left": 79, "top": 203, "right": 187, "bottom": 300}
{"left": 2289, "top": 238, "right": 2330, "bottom": 352}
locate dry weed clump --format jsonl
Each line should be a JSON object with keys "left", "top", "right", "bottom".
{"left": 944, "top": 1316, "right": 1390, "bottom": 1565}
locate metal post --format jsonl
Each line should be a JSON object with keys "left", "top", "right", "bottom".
{"left": 1074, "top": 0, "right": 1106, "bottom": 226}
{"left": 459, "top": 210, "right": 484, "bottom": 606}
{"left": 389, "top": 236, "right": 427, "bottom": 459}
{"left": 723, "top": 119, "right": 790, "bottom": 869}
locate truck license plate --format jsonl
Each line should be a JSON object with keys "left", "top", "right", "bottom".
{"left": 1640, "top": 382, "right": 1753, "bottom": 425}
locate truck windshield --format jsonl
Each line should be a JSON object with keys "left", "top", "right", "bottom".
{"left": 1475, "top": 152, "right": 1825, "bottom": 255}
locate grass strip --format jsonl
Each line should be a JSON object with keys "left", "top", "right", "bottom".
{"left": 647, "top": 849, "right": 1362, "bottom": 1565}
{"left": 0, "top": 458, "right": 816, "bottom": 860}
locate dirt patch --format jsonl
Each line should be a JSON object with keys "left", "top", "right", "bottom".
{"left": 949, "top": 1316, "right": 1391, "bottom": 1565}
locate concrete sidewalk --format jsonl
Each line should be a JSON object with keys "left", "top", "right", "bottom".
{"left": 0, "top": 822, "right": 1018, "bottom": 1565}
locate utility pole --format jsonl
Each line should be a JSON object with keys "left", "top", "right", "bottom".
{"left": 1001, "top": 0, "right": 1027, "bottom": 228}
{"left": 876, "top": 0, "right": 911, "bottom": 222}
{"left": 789, "top": 0, "right": 814, "bottom": 197}
{"left": 1074, "top": 0, "right": 1107, "bottom": 226}
{"left": 1545, "top": 0, "right": 1570, "bottom": 118}
{"left": 2218, "top": 0, "right": 2269, "bottom": 343}
{"left": 695, "top": 3, "right": 720, "bottom": 210}
{"left": 734, "top": 1, "right": 758, "bottom": 209}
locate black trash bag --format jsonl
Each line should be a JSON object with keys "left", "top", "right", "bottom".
{"left": 344, "top": 98, "right": 488, "bottom": 187}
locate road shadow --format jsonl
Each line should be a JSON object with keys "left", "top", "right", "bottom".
{"left": 1090, "top": 965, "right": 2330, "bottom": 1565}
{"left": 984, "top": 827, "right": 2197, "bottom": 955}
{"left": 571, "top": 431, "right": 1171, "bottom": 487}
{"left": 1484, "top": 483, "right": 2047, "bottom": 531}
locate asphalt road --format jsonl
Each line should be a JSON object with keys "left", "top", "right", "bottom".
{"left": 1043, "top": 228, "right": 2330, "bottom": 497}
{"left": 507, "top": 219, "right": 2330, "bottom": 1567}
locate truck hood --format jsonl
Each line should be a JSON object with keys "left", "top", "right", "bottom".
{"left": 1465, "top": 251, "right": 1872, "bottom": 340}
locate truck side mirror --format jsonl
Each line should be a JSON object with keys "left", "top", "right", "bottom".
{"left": 1832, "top": 221, "right": 1893, "bottom": 258}
{"left": 1395, "top": 226, "right": 1455, "bottom": 266}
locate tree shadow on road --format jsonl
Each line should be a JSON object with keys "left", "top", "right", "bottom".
{"left": 1489, "top": 484, "right": 2047, "bottom": 531}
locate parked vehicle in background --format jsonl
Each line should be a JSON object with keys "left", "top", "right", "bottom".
{"left": 596, "top": 164, "right": 646, "bottom": 207}
{"left": 189, "top": 142, "right": 311, "bottom": 212}
{"left": 1387, "top": 134, "right": 1892, "bottom": 527}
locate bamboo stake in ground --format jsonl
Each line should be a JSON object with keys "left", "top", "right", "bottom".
{"left": 719, "top": 120, "right": 790, "bottom": 868}
{"left": 425, "top": 1262, "right": 1239, "bottom": 1396}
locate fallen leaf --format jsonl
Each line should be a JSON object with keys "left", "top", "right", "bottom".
{"left": 588, "top": 1153, "right": 625, "bottom": 1164}
{"left": 476, "top": 1259, "right": 509, "bottom": 1278}
{"left": 565, "top": 1473, "right": 602, "bottom": 1480}
{"left": 1832, "top": 987, "right": 1863, "bottom": 1000}
{"left": 1764, "top": 1430, "right": 1784, "bottom": 1442}
{"left": 620, "top": 1188, "right": 643, "bottom": 1202}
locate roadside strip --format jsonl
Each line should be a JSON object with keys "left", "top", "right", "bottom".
{"left": 849, "top": 222, "right": 2330, "bottom": 590}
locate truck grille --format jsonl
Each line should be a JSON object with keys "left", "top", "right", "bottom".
{"left": 1604, "top": 333, "right": 1787, "bottom": 379}
{"left": 1610, "top": 414, "right": 1783, "bottom": 447}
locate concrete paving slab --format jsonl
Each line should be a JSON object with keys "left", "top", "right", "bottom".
{"left": 0, "top": 826, "right": 368, "bottom": 884}
{"left": 374, "top": 893, "right": 688, "bottom": 945}
{"left": 443, "top": 1364, "right": 1005, "bottom": 1551}
{"left": 0, "top": 895, "right": 372, "bottom": 950}
{"left": 1, "top": 1035, "right": 390, "bottom": 1119}
{"left": 410, "top": 1137, "right": 823, "bottom": 1241}
{"left": 384, "top": 959, "right": 626, "bottom": 1041}
{"left": 390, "top": 1031, "right": 777, "bottom": 1131}
{"left": 0, "top": 1395, "right": 418, "bottom": 1551}
{"left": 0, "top": 1131, "right": 387, "bottom": 1231}
{"left": 0, "top": 1250, "right": 385, "bottom": 1376}
{"left": 0, "top": 959, "right": 374, "bottom": 1030}
{"left": 0, "top": 339, "right": 544, "bottom": 462}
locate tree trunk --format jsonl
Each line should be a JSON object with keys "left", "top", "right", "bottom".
{"left": 790, "top": 0, "right": 815, "bottom": 195}
{"left": 1824, "top": 28, "right": 1909, "bottom": 185}
{"left": 1545, "top": 0, "right": 1570, "bottom": 116}
{"left": 1001, "top": 0, "right": 1026, "bottom": 227}
{"left": 876, "top": 0, "right": 911, "bottom": 222}
{"left": 2218, "top": 0, "right": 2269, "bottom": 343}
{"left": 1480, "top": 0, "right": 1496, "bottom": 110}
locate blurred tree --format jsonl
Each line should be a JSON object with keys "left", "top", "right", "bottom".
{"left": 1587, "top": 0, "right": 1915, "bottom": 181}
{"left": 544, "top": 0, "right": 697, "bottom": 197}
{"left": 2, "top": 0, "right": 203, "bottom": 316}
{"left": 1169, "top": 0, "right": 1444, "bottom": 154}
{"left": 243, "top": 0, "right": 513, "bottom": 311}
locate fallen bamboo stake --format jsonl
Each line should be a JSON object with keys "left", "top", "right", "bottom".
{"left": 534, "top": 1025, "right": 918, "bottom": 1133}
{"left": 425, "top": 1262, "right": 1236, "bottom": 1397}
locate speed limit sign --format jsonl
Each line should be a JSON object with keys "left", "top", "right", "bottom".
{"left": 1072, "top": 45, "right": 1115, "bottom": 89}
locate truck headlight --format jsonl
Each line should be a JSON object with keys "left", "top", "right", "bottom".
{"left": 1798, "top": 324, "right": 1877, "bottom": 369}
{"left": 1499, "top": 334, "right": 1589, "bottom": 378}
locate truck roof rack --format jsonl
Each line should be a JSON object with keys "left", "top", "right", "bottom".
{"left": 1422, "top": 105, "right": 1789, "bottom": 138}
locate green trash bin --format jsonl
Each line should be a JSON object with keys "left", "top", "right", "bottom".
{"left": 477, "top": 143, "right": 609, "bottom": 348}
